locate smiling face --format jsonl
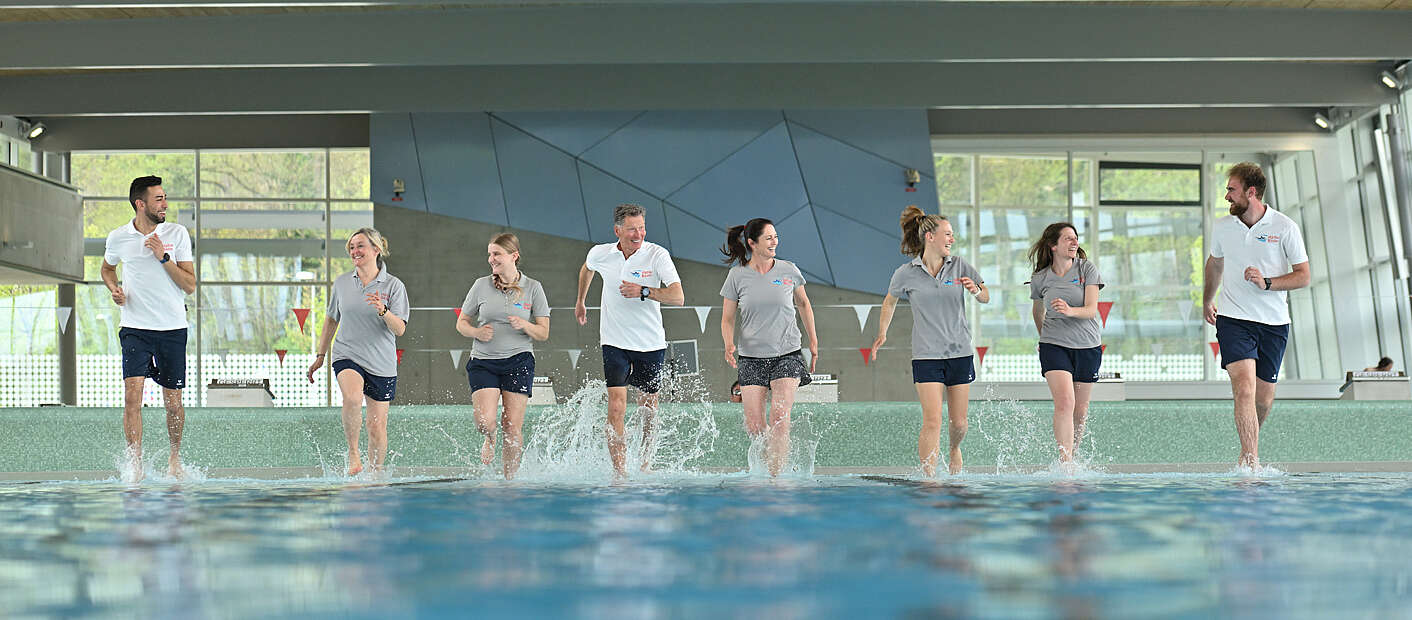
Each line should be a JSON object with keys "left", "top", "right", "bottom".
{"left": 487, "top": 242, "right": 518, "bottom": 276}
{"left": 347, "top": 233, "right": 379, "bottom": 269}
{"left": 135, "top": 185, "right": 168, "bottom": 225}
{"left": 614, "top": 215, "right": 646, "bottom": 253}
{"left": 925, "top": 219, "right": 955, "bottom": 258}
{"left": 1050, "top": 226, "right": 1080, "bottom": 260}
{"left": 747, "top": 224, "right": 779, "bottom": 260}
{"left": 1225, "top": 175, "right": 1254, "bottom": 216}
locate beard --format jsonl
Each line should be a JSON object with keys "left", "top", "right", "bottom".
{"left": 144, "top": 209, "right": 166, "bottom": 224}
{"left": 1228, "top": 201, "right": 1248, "bottom": 217}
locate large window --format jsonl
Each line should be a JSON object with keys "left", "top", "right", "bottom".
{"left": 64, "top": 149, "right": 371, "bottom": 406}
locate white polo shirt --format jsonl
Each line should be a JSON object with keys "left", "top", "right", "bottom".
{"left": 1210, "top": 206, "right": 1308, "bottom": 326}
{"left": 103, "top": 220, "right": 194, "bottom": 331}
{"left": 585, "top": 240, "right": 680, "bottom": 352}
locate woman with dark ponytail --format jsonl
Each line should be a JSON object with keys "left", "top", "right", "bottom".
{"left": 870, "top": 206, "right": 988, "bottom": 476}
{"left": 1028, "top": 222, "right": 1104, "bottom": 468}
{"left": 719, "top": 218, "right": 819, "bottom": 476}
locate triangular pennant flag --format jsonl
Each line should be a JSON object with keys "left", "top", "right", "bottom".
{"left": 453, "top": 308, "right": 462, "bottom": 318}
{"left": 275, "top": 349, "right": 288, "bottom": 366}
{"left": 397, "top": 349, "right": 405, "bottom": 364}
{"left": 859, "top": 347, "right": 872, "bottom": 366}
{"left": 1097, "top": 301, "right": 1114, "bottom": 328}
{"left": 851, "top": 305, "right": 871, "bottom": 332}
{"left": 56, "top": 306, "right": 72, "bottom": 334}
{"left": 694, "top": 306, "right": 712, "bottom": 334}
{"left": 568, "top": 349, "right": 582, "bottom": 370}
{"left": 1101, "top": 344, "right": 1107, "bottom": 353}
{"left": 1209, "top": 342, "right": 1220, "bottom": 358}
{"left": 1151, "top": 343, "right": 1164, "bottom": 357}
{"left": 976, "top": 345, "right": 988, "bottom": 367}
{"left": 292, "top": 308, "right": 311, "bottom": 332}
{"left": 449, "top": 349, "right": 463, "bottom": 368}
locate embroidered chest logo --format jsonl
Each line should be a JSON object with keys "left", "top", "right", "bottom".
{"left": 1070, "top": 278, "right": 1082, "bottom": 285}
{"left": 1257, "top": 234, "right": 1281, "bottom": 244}
{"left": 631, "top": 269, "right": 653, "bottom": 279}
{"left": 513, "top": 302, "right": 530, "bottom": 312}
{"left": 772, "top": 278, "right": 795, "bottom": 286}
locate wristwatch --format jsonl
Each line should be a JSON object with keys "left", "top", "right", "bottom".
{"left": 160, "top": 253, "right": 170, "bottom": 264}
{"left": 1263, "top": 277, "right": 1272, "bottom": 290}
{"left": 378, "top": 307, "right": 388, "bottom": 317}
{"left": 640, "top": 287, "right": 651, "bottom": 301}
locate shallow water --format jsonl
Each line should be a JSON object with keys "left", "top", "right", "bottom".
{"left": 3, "top": 471, "right": 1410, "bottom": 618}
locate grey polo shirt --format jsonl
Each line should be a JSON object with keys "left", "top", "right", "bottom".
{"left": 887, "top": 255, "right": 983, "bottom": 360}
{"left": 328, "top": 267, "right": 410, "bottom": 377}
{"left": 719, "top": 259, "right": 806, "bottom": 358}
{"left": 460, "top": 274, "right": 550, "bottom": 360}
{"left": 1029, "top": 258, "right": 1104, "bottom": 349}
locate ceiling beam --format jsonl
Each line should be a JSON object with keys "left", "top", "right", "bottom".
{"left": 1, "top": 4, "right": 1410, "bottom": 70}
{"left": 1, "top": 62, "right": 1397, "bottom": 116}
{"left": 27, "top": 114, "right": 369, "bottom": 150}
{"left": 928, "top": 107, "right": 1333, "bottom": 135}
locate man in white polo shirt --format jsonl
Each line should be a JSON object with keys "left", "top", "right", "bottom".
{"left": 575, "top": 203, "right": 684, "bottom": 477}
{"left": 101, "top": 175, "right": 196, "bottom": 481}
{"left": 1203, "top": 162, "right": 1310, "bottom": 470}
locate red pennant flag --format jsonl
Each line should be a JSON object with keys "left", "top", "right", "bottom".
{"left": 1097, "top": 301, "right": 1114, "bottom": 328}
{"left": 859, "top": 347, "right": 872, "bottom": 366}
{"left": 1101, "top": 344, "right": 1107, "bottom": 353}
{"left": 1209, "top": 342, "right": 1220, "bottom": 358}
{"left": 453, "top": 308, "right": 462, "bottom": 318}
{"left": 976, "top": 346, "right": 989, "bottom": 367}
{"left": 275, "top": 349, "right": 288, "bottom": 366}
{"left": 397, "top": 348, "right": 405, "bottom": 364}
{"left": 292, "top": 308, "right": 311, "bottom": 332}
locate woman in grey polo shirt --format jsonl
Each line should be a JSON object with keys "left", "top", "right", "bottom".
{"left": 1028, "top": 222, "right": 1104, "bottom": 467}
{"left": 456, "top": 233, "right": 550, "bottom": 480}
{"left": 871, "top": 206, "right": 989, "bottom": 476}
{"left": 719, "top": 218, "right": 819, "bottom": 477}
{"left": 307, "top": 227, "right": 409, "bottom": 476}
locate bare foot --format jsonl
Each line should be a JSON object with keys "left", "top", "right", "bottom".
{"left": 921, "top": 463, "right": 937, "bottom": 477}
{"left": 123, "top": 447, "right": 144, "bottom": 483}
{"left": 347, "top": 451, "right": 363, "bottom": 476}
{"left": 1237, "top": 453, "right": 1260, "bottom": 470}
{"left": 480, "top": 436, "right": 496, "bottom": 465}
{"left": 948, "top": 450, "right": 963, "bottom": 475}
{"left": 167, "top": 457, "right": 185, "bottom": 479}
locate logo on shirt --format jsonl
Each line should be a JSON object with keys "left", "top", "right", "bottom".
{"left": 943, "top": 279, "right": 955, "bottom": 285}
{"left": 1070, "top": 278, "right": 1081, "bottom": 285}
{"left": 514, "top": 302, "right": 530, "bottom": 312}
{"left": 631, "top": 269, "right": 653, "bottom": 279}
{"left": 1256, "top": 234, "right": 1281, "bottom": 244}
{"left": 772, "top": 278, "right": 795, "bottom": 286}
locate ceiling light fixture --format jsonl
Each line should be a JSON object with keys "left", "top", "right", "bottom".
{"left": 1380, "top": 70, "right": 1403, "bottom": 90}
{"left": 25, "top": 122, "right": 46, "bottom": 140}
{"left": 1313, "top": 113, "right": 1330, "bottom": 130}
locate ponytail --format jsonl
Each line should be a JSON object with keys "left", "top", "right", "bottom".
{"left": 720, "top": 218, "right": 775, "bottom": 267}
{"left": 898, "top": 205, "right": 945, "bottom": 258}
{"left": 348, "top": 227, "right": 391, "bottom": 269}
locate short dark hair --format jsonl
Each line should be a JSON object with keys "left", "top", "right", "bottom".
{"left": 129, "top": 176, "right": 163, "bottom": 209}
{"left": 613, "top": 203, "right": 646, "bottom": 226}
{"left": 1377, "top": 356, "right": 1394, "bottom": 370}
{"left": 1226, "top": 162, "right": 1266, "bottom": 200}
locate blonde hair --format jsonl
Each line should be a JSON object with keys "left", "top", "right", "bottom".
{"left": 899, "top": 205, "right": 948, "bottom": 258}
{"left": 489, "top": 232, "right": 523, "bottom": 298}
{"left": 347, "top": 227, "right": 390, "bottom": 268}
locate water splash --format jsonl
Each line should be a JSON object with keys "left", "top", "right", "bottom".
{"left": 968, "top": 384, "right": 1113, "bottom": 474}
{"left": 113, "top": 448, "right": 208, "bottom": 484}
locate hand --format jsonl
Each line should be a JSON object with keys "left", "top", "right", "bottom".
{"left": 1050, "top": 298, "right": 1072, "bottom": 316}
{"left": 870, "top": 334, "right": 886, "bottom": 362}
{"left": 808, "top": 346, "right": 818, "bottom": 373}
{"left": 724, "top": 343, "right": 737, "bottom": 368}
{"left": 1205, "top": 302, "right": 1219, "bottom": 325}
{"left": 306, "top": 355, "right": 324, "bottom": 384}
{"left": 144, "top": 234, "right": 164, "bottom": 261}
{"left": 575, "top": 301, "right": 587, "bottom": 326}
{"left": 958, "top": 277, "right": 980, "bottom": 295}
{"left": 365, "top": 292, "right": 387, "bottom": 314}
{"left": 475, "top": 324, "right": 494, "bottom": 342}
{"left": 619, "top": 280, "right": 644, "bottom": 299}
{"left": 507, "top": 315, "right": 528, "bottom": 331}
{"left": 110, "top": 287, "right": 126, "bottom": 306}
{"left": 1244, "top": 267, "right": 1265, "bottom": 288}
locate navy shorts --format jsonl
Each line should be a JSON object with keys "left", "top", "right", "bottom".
{"left": 119, "top": 327, "right": 187, "bottom": 390}
{"left": 1216, "top": 315, "right": 1289, "bottom": 383}
{"left": 738, "top": 350, "right": 812, "bottom": 388}
{"left": 467, "top": 352, "right": 535, "bottom": 396}
{"left": 602, "top": 345, "right": 665, "bottom": 394}
{"left": 1039, "top": 343, "right": 1103, "bottom": 383}
{"left": 912, "top": 356, "right": 975, "bottom": 386}
{"left": 332, "top": 359, "right": 397, "bottom": 402}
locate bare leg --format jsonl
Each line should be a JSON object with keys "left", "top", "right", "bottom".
{"left": 122, "top": 377, "right": 146, "bottom": 481}
{"left": 766, "top": 377, "right": 800, "bottom": 477}
{"left": 637, "top": 391, "right": 660, "bottom": 472}
{"left": 472, "top": 388, "right": 501, "bottom": 465}
{"left": 606, "top": 386, "right": 629, "bottom": 477}
{"left": 1255, "top": 379, "right": 1277, "bottom": 428}
{"left": 944, "top": 383, "right": 970, "bottom": 475}
{"left": 162, "top": 388, "right": 186, "bottom": 477}
{"left": 1071, "top": 381, "right": 1093, "bottom": 460}
{"left": 335, "top": 369, "right": 365, "bottom": 475}
{"left": 499, "top": 391, "right": 529, "bottom": 479}
{"left": 1226, "top": 359, "right": 1260, "bottom": 468}
{"left": 1045, "top": 370, "right": 1078, "bottom": 463}
{"left": 741, "top": 385, "right": 769, "bottom": 438}
{"left": 915, "top": 382, "right": 946, "bottom": 477}
{"left": 366, "top": 399, "right": 390, "bottom": 472}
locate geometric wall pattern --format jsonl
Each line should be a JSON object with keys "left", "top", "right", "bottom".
{"left": 371, "top": 109, "right": 938, "bottom": 294}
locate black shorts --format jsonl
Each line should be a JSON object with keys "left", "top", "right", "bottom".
{"left": 737, "top": 350, "right": 812, "bottom": 388}
{"left": 467, "top": 352, "right": 535, "bottom": 396}
{"left": 1216, "top": 315, "right": 1289, "bottom": 383}
{"left": 602, "top": 345, "right": 665, "bottom": 393}
{"left": 912, "top": 356, "right": 975, "bottom": 386}
{"left": 332, "top": 359, "right": 398, "bottom": 402}
{"left": 119, "top": 327, "right": 187, "bottom": 390}
{"left": 1039, "top": 343, "right": 1103, "bottom": 383}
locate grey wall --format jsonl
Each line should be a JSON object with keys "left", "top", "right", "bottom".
{"left": 376, "top": 207, "right": 925, "bottom": 405}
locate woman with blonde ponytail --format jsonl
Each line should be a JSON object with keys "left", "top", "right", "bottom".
{"left": 870, "top": 206, "right": 988, "bottom": 476}
{"left": 456, "top": 233, "right": 550, "bottom": 479}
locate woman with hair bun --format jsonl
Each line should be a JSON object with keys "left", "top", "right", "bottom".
{"left": 456, "top": 232, "right": 550, "bottom": 480}
{"left": 719, "top": 218, "right": 819, "bottom": 477}
{"left": 870, "top": 206, "right": 988, "bottom": 476}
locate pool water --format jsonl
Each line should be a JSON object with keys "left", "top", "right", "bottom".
{"left": 3, "top": 471, "right": 1410, "bottom": 618}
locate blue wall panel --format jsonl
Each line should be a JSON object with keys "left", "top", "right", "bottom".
{"left": 663, "top": 203, "right": 729, "bottom": 269}
{"left": 370, "top": 113, "right": 429, "bottom": 211}
{"left": 494, "top": 111, "right": 643, "bottom": 157}
{"left": 578, "top": 162, "right": 669, "bottom": 247}
{"left": 791, "top": 123, "right": 934, "bottom": 239}
{"left": 580, "top": 110, "right": 783, "bottom": 197}
{"left": 667, "top": 122, "right": 808, "bottom": 230}
{"left": 814, "top": 206, "right": 908, "bottom": 292}
{"left": 774, "top": 205, "right": 833, "bottom": 286}
{"left": 490, "top": 119, "right": 589, "bottom": 240}
{"left": 785, "top": 109, "right": 936, "bottom": 174}
{"left": 412, "top": 113, "right": 507, "bottom": 225}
